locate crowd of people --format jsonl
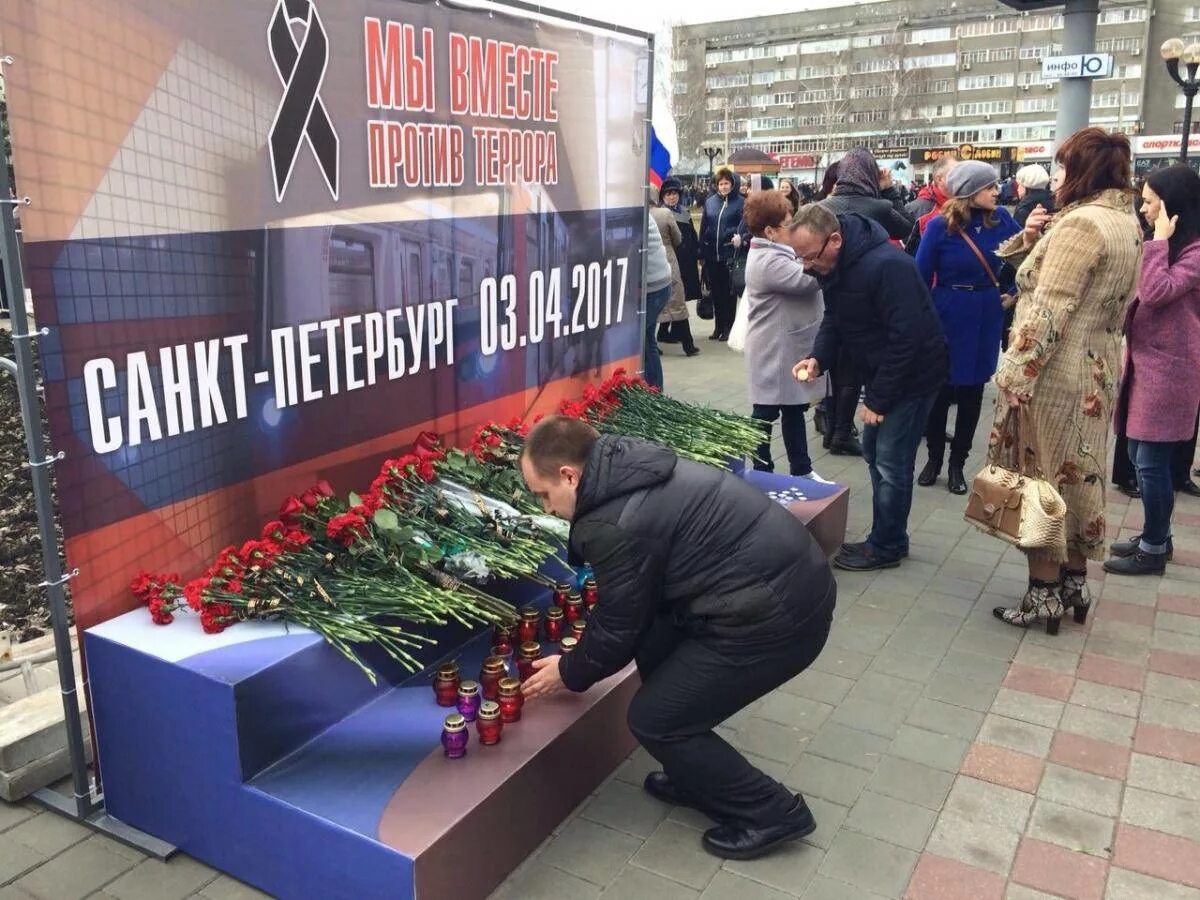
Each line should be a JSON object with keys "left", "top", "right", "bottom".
{"left": 527, "top": 125, "right": 1200, "bottom": 865}
{"left": 642, "top": 125, "right": 1200, "bottom": 619}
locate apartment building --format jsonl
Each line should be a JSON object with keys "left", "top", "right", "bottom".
{"left": 671, "top": 0, "right": 1192, "bottom": 172}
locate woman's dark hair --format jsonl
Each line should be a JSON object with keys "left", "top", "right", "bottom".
{"left": 743, "top": 189, "right": 792, "bottom": 237}
{"left": 1146, "top": 164, "right": 1200, "bottom": 264}
{"left": 818, "top": 162, "right": 839, "bottom": 201}
{"left": 1055, "top": 127, "right": 1132, "bottom": 208}
{"left": 780, "top": 181, "right": 802, "bottom": 214}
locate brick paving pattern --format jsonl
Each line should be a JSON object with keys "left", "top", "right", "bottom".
{"left": 0, "top": 325, "right": 1197, "bottom": 899}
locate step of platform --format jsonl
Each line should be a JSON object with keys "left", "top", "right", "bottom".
{"left": 0, "top": 681, "right": 90, "bottom": 800}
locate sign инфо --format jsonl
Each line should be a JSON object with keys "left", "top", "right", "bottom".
{"left": 1040, "top": 53, "right": 1114, "bottom": 80}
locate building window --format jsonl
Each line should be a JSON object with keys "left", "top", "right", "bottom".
{"left": 959, "top": 73, "right": 1016, "bottom": 90}
{"left": 1096, "top": 37, "right": 1141, "bottom": 53}
{"left": 1018, "top": 97, "right": 1058, "bottom": 113}
{"left": 957, "top": 19, "right": 1019, "bottom": 38}
{"left": 906, "top": 27, "right": 953, "bottom": 44}
{"left": 1098, "top": 8, "right": 1147, "bottom": 24}
{"left": 853, "top": 57, "right": 900, "bottom": 74}
{"left": 673, "top": 59, "right": 689, "bottom": 73}
{"left": 962, "top": 47, "right": 1017, "bottom": 64}
{"left": 800, "top": 37, "right": 850, "bottom": 54}
{"left": 1025, "top": 14, "right": 1064, "bottom": 30}
{"left": 957, "top": 100, "right": 1013, "bottom": 116}
{"left": 674, "top": 82, "right": 688, "bottom": 94}
{"left": 904, "top": 53, "right": 957, "bottom": 70}
{"left": 852, "top": 32, "right": 897, "bottom": 48}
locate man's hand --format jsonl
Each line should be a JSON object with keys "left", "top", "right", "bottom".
{"left": 861, "top": 405, "right": 885, "bottom": 426}
{"left": 793, "top": 358, "right": 821, "bottom": 382}
{"left": 523, "top": 655, "right": 566, "bottom": 700}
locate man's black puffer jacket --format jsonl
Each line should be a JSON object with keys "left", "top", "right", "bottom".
{"left": 557, "top": 435, "right": 835, "bottom": 693}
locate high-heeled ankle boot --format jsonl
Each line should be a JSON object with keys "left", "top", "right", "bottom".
{"left": 1059, "top": 569, "right": 1091, "bottom": 624}
{"left": 993, "top": 579, "right": 1064, "bottom": 634}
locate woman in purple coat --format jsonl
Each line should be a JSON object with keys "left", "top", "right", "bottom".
{"left": 1106, "top": 164, "right": 1200, "bottom": 576}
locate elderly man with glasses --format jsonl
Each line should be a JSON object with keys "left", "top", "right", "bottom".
{"left": 791, "top": 205, "right": 949, "bottom": 572}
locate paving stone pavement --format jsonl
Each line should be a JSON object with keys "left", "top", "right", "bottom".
{"left": 1, "top": 321, "right": 1198, "bottom": 899}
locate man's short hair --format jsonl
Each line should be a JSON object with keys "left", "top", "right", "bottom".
{"left": 521, "top": 416, "right": 600, "bottom": 479}
{"left": 790, "top": 203, "right": 839, "bottom": 237}
{"left": 931, "top": 155, "right": 957, "bottom": 181}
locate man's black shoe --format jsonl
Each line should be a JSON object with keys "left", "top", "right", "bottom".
{"left": 834, "top": 543, "right": 902, "bottom": 571}
{"left": 1115, "top": 481, "right": 1141, "bottom": 499}
{"left": 829, "top": 436, "right": 863, "bottom": 456}
{"left": 643, "top": 772, "right": 700, "bottom": 809}
{"left": 1103, "top": 550, "right": 1167, "bottom": 576}
{"left": 701, "top": 795, "right": 816, "bottom": 860}
{"left": 1111, "top": 535, "right": 1173, "bottom": 561}
{"left": 1179, "top": 479, "right": 1200, "bottom": 498}
{"left": 840, "top": 540, "right": 909, "bottom": 559}
{"left": 684, "top": 346, "right": 701, "bottom": 357}
{"left": 917, "top": 458, "right": 941, "bottom": 487}
{"left": 947, "top": 465, "right": 968, "bottom": 496}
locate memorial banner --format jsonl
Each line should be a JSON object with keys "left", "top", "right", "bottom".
{"left": 1, "top": 0, "right": 651, "bottom": 630}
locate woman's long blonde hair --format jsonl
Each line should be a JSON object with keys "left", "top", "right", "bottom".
{"left": 942, "top": 196, "right": 998, "bottom": 234}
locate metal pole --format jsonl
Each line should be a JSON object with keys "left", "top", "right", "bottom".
{"left": 638, "top": 35, "right": 654, "bottom": 380}
{"left": 0, "top": 147, "right": 95, "bottom": 820}
{"left": 1182, "top": 89, "right": 1196, "bottom": 162}
{"left": 1054, "top": 0, "right": 1100, "bottom": 147}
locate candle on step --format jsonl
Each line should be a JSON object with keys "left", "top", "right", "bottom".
{"left": 441, "top": 713, "right": 469, "bottom": 758}
{"left": 433, "top": 662, "right": 460, "bottom": 707}
{"left": 456, "top": 680, "right": 482, "bottom": 722}
{"left": 476, "top": 701, "right": 503, "bottom": 745}
{"left": 517, "top": 641, "right": 541, "bottom": 681}
{"left": 498, "top": 677, "right": 524, "bottom": 722}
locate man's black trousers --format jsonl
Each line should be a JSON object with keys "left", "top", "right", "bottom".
{"left": 627, "top": 589, "right": 834, "bottom": 827}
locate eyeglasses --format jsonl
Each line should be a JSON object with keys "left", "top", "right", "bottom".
{"left": 799, "top": 233, "right": 834, "bottom": 266}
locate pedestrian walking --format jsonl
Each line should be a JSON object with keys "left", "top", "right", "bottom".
{"left": 519, "top": 416, "right": 835, "bottom": 860}
{"left": 650, "top": 203, "right": 700, "bottom": 358}
{"left": 915, "top": 161, "right": 1021, "bottom": 495}
{"left": 741, "top": 189, "right": 827, "bottom": 477}
{"left": 791, "top": 204, "right": 949, "bottom": 571}
{"left": 990, "top": 128, "right": 1143, "bottom": 632}
{"left": 1106, "top": 164, "right": 1200, "bottom": 577}
{"left": 699, "top": 166, "right": 744, "bottom": 342}
{"left": 655, "top": 178, "right": 703, "bottom": 355}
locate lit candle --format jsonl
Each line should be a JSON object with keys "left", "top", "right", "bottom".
{"left": 497, "top": 677, "right": 524, "bottom": 722}
{"left": 565, "top": 594, "right": 584, "bottom": 624}
{"left": 441, "top": 713, "right": 468, "bottom": 758}
{"left": 582, "top": 577, "right": 598, "bottom": 611}
{"left": 456, "top": 680, "right": 482, "bottom": 722}
{"left": 545, "top": 607, "right": 566, "bottom": 642}
{"left": 433, "top": 662, "right": 460, "bottom": 707}
{"left": 518, "top": 606, "right": 541, "bottom": 644}
{"left": 493, "top": 621, "right": 517, "bottom": 655}
{"left": 553, "top": 581, "right": 573, "bottom": 609}
{"left": 479, "top": 656, "right": 506, "bottom": 701}
{"left": 517, "top": 641, "right": 541, "bottom": 682}
{"left": 476, "top": 701, "right": 503, "bottom": 745}
{"left": 570, "top": 619, "right": 587, "bottom": 642}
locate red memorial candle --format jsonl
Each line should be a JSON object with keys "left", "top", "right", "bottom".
{"left": 479, "top": 656, "right": 506, "bottom": 701}
{"left": 493, "top": 621, "right": 517, "bottom": 655}
{"left": 497, "top": 677, "right": 524, "bottom": 723}
{"left": 517, "top": 641, "right": 541, "bottom": 682}
{"left": 552, "top": 581, "right": 572, "bottom": 609}
{"left": 518, "top": 606, "right": 541, "bottom": 644}
{"left": 476, "top": 701, "right": 503, "bottom": 745}
{"left": 571, "top": 620, "right": 587, "bottom": 642}
{"left": 433, "top": 662, "right": 460, "bottom": 707}
{"left": 544, "top": 607, "right": 565, "bottom": 642}
{"left": 565, "top": 593, "right": 584, "bottom": 624}
{"left": 559, "top": 636, "right": 578, "bottom": 654}
{"left": 583, "top": 577, "right": 598, "bottom": 611}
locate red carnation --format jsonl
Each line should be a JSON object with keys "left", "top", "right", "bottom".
{"left": 280, "top": 495, "right": 306, "bottom": 525}
{"left": 261, "top": 520, "right": 287, "bottom": 540}
{"left": 414, "top": 431, "right": 442, "bottom": 452}
{"left": 130, "top": 570, "right": 155, "bottom": 600}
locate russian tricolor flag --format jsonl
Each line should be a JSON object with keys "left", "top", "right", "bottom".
{"left": 648, "top": 127, "right": 672, "bottom": 191}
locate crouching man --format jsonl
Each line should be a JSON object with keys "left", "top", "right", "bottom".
{"left": 519, "top": 415, "right": 835, "bottom": 860}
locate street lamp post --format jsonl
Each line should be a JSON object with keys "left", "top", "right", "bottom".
{"left": 1161, "top": 38, "right": 1200, "bottom": 162}
{"left": 702, "top": 147, "right": 722, "bottom": 177}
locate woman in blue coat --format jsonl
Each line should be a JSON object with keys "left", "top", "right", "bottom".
{"left": 915, "top": 161, "right": 1020, "bottom": 494}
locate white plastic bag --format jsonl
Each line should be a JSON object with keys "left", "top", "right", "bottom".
{"left": 726, "top": 300, "right": 750, "bottom": 353}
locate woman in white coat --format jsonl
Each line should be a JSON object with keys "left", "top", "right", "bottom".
{"left": 742, "top": 190, "right": 827, "bottom": 477}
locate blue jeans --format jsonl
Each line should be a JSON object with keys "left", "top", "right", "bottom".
{"left": 643, "top": 286, "right": 671, "bottom": 391}
{"left": 863, "top": 390, "right": 939, "bottom": 557}
{"left": 1129, "top": 438, "right": 1175, "bottom": 552}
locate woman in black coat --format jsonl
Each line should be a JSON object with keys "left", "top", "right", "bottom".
{"left": 656, "top": 178, "right": 703, "bottom": 347}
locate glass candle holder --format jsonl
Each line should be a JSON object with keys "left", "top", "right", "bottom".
{"left": 559, "top": 636, "right": 578, "bottom": 654}
{"left": 583, "top": 577, "right": 598, "bottom": 610}
{"left": 493, "top": 621, "right": 517, "bottom": 655}
{"left": 442, "top": 713, "right": 468, "bottom": 759}
{"left": 517, "top": 641, "right": 541, "bottom": 682}
{"left": 476, "top": 701, "right": 503, "bottom": 745}
{"left": 479, "top": 656, "right": 506, "bottom": 701}
{"left": 544, "top": 607, "right": 565, "bottom": 643}
{"left": 497, "top": 677, "right": 524, "bottom": 722}
{"left": 456, "top": 680, "right": 482, "bottom": 722}
{"left": 571, "top": 619, "right": 587, "bottom": 642}
{"left": 553, "top": 581, "right": 573, "bottom": 609}
{"left": 433, "top": 662, "right": 460, "bottom": 707}
{"left": 565, "top": 594, "right": 584, "bottom": 624}
{"left": 490, "top": 644, "right": 515, "bottom": 677}
{"left": 518, "top": 606, "right": 541, "bottom": 644}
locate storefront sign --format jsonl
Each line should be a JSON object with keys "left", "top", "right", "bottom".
{"left": 1041, "top": 53, "right": 1113, "bottom": 80}
{"left": 873, "top": 146, "right": 910, "bottom": 160}
{"left": 1133, "top": 134, "right": 1200, "bottom": 156}
{"left": 909, "top": 144, "right": 1015, "bottom": 164}
{"left": 776, "top": 153, "right": 818, "bottom": 169}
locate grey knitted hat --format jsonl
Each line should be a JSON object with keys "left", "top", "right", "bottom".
{"left": 945, "top": 160, "right": 999, "bottom": 199}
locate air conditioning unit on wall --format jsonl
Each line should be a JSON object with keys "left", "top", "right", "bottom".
{"left": 1132, "top": 47, "right": 1141, "bottom": 56}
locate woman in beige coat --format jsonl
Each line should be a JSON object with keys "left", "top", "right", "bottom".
{"left": 650, "top": 206, "right": 700, "bottom": 357}
{"left": 991, "top": 128, "right": 1143, "bottom": 634}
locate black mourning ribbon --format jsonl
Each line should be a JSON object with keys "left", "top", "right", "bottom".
{"left": 268, "top": 0, "right": 339, "bottom": 201}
